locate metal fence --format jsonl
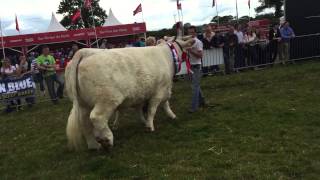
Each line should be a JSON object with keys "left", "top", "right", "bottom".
{"left": 177, "top": 33, "right": 320, "bottom": 75}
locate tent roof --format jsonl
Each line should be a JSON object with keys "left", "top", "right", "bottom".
{"left": 46, "top": 12, "right": 66, "bottom": 32}
{"left": 0, "top": 30, "right": 6, "bottom": 37}
{"left": 103, "top": 9, "right": 122, "bottom": 26}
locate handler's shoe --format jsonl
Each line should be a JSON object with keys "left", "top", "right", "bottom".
{"left": 188, "top": 109, "right": 197, "bottom": 113}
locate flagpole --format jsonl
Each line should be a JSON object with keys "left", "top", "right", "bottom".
{"left": 141, "top": 5, "right": 145, "bottom": 22}
{"left": 139, "top": 3, "right": 146, "bottom": 42}
{"left": 180, "top": 9, "right": 184, "bottom": 35}
{"left": 0, "top": 17, "right": 5, "bottom": 59}
{"left": 16, "top": 14, "right": 21, "bottom": 35}
{"left": 248, "top": 0, "right": 251, "bottom": 22}
{"left": 235, "top": 0, "right": 239, "bottom": 23}
{"left": 215, "top": 1, "right": 219, "bottom": 26}
{"left": 177, "top": 0, "right": 181, "bottom": 22}
{"left": 90, "top": 6, "right": 99, "bottom": 48}
{"left": 249, "top": 9, "right": 251, "bottom": 23}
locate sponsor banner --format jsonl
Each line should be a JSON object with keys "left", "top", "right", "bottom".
{"left": 0, "top": 74, "right": 36, "bottom": 102}
{"left": 248, "top": 19, "right": 270, "bottom": 27}
{"left": 2, "top": 23, "right": 147, "bottom": 48}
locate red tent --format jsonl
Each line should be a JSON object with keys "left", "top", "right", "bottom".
{"left": 1, "top": 23, "right": 146, "bottom": 54}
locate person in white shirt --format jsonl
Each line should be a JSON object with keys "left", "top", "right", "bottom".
{"left": 0, "top": 57, "right": 20, "bottom": 113}
{"left": 0, "top": 57, "right": 18, "bottom": 79}
{"left": 187, "top": 26, "right": 206, "bottom": 113}
{"left": 244, "top": 28, "right": 258, "bottom": 66}
{"left": 234, "top": 24, "right": 246, "bottom": 69}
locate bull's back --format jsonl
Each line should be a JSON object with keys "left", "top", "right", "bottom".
{"left": 77, "top": 47, "right": 173, "bottom": 106}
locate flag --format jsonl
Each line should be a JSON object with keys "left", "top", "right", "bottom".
{"left": 177, "top": 0, "right": 182, "bottom": 10}
{"left": 248, "top": 0, "right": 251, "bottom": 9}
{"left": 15, "top": 14, "right": 20, "bottom": 32}
{"left": 133, "top": 3, "right": 142, "bottom": 16}
{"left": 212, "top": 0, "right": 215, "bottom": 7}
{"left": 84, "top": 0, "right": 91, "bottom": 9}
{"left": 71, "top": 9, "right": 81, "bottom": 24}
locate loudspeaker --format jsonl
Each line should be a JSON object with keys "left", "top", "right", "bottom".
{"left": 285, "top": 0, "right": 320, "bottom": 35}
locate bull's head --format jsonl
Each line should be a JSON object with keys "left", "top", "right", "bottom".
{"left": 164, "top": 36, "right": 194, "bottom": 50}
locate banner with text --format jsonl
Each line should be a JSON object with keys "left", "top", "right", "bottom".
{"left": 0, "top": 74, "right": 36, "bottom": 102}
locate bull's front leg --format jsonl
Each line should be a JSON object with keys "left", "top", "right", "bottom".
{"left": 145, "top": 98, "right": 161, "bottom": 132}
{"left": 90, "top": 103, "right": 115, "bottom": 151}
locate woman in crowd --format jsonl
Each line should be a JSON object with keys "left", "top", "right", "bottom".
{"left": 0, "top": 57, "right": 20, "bottom": 112}
{"left": 146, "top": 36, "right": 156, "bottom": 46}
{"left": 244, "top": 28, "right": 258, "bottom": 66}
{"left": 0, "top": 57, "right": 18, "bottom": 79}
{"left": 18, "top": 55, "right": 35, "bottom": 106}
{"left": 18, "top": 55, "right": 32, "bottom": 76}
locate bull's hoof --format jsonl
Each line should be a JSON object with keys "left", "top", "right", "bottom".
{"left": 171, "top": 115, "right": 177, "bottom": 120}
{"left": 144, "top": 127, "right": 155, "bottom": 133}
{"left": 96, "top": 138, "right": 113, "bottom": 152}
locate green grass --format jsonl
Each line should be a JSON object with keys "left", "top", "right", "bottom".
{"left": 1, "top": 61, "right": 320, "bottom": 179}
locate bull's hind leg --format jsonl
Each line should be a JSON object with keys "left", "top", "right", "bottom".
{"left": 139, "top": 103, "right": 147, "bottom": 124}
{"left": 90, "top": 103, "right": 116, "bottom": 150}
{"left": 112, "top": 111, "right": 120, "bottom": 130}
{"left": 79, "top": 106, "right": 101, "bottom": 150}
{"left": 163, "top": 101, "right": 176, "bottom": 119}
{"left": 145, "top": 98, "right": 162, "bottom": 132}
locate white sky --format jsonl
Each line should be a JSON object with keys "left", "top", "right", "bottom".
{"left": 0, "top": 0, "right": 260, "bottom": 35}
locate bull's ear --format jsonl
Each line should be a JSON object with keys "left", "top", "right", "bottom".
{"left": 165, "top": 36, "right": 176, "bottom": 42}
{"left": 176, "top": 22, "right": 183, "bottom": 39}
{"left": 181, "top": 35, "right": 192, "bottom": 41}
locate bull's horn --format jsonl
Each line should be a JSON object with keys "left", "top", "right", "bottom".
{"left": 176, "top": 22, "right": 183, "bottom": 39}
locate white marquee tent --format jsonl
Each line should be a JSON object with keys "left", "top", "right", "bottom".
{"left": 103, "top": 9, "right": 122, "bottom": 26}
{"left": 46, "top": 12, "right": 66, "bottom": 32}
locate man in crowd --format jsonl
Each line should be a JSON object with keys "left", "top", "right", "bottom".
{"left": 133, "top": 36, "right": 145, "bottom": 47}
{"left": 68, "top": 44, "right": 79, "bottom": 59}
{"left": 30, "top": 52, "right": 45, "bottom": 96}
{"left": 100, "top": 39, "right": 107, "bottom": 49}
{"left": 198, "top": 24, "right": 214, "bottom": 75}
{"left": 187, "top": 26, "right": 206, "bottom": 113}
{"left": 268, "top": 24, "right": 281, "bottom": 64}
{"left": 37, "top": 45, "right": 64, "bottom": 104}
{"left": 279, "top": 21, "right": 295, "bottom": 64}
{"left": 223, "top": 25, "right": 238, "bottom": 74}
{"left": 198, "top": 24, "right": 224, "bottom": 74}
{"left": 234, "top": 24, "right": 246, "bottom": 70}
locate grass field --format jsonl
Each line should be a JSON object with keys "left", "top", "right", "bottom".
{"left": 1, "top": 61, "right": 320, "bottom": 179}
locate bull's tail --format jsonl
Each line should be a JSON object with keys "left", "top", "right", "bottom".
{"left": 65, "top": 50, "right": 85, "bottom": 150}
{"left": 66, "top": 104, "right": 82, "bottom": 150}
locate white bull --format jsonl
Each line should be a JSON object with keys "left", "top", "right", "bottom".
{"left": 65, "top": 37, "right": 195, "bottom": 151}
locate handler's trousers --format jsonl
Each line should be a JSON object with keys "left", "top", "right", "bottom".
{"left": 190, "top": 64, "right": 205, "bottom": 111}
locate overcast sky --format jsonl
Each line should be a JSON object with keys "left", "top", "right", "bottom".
{"left": 0, "top": 0, "right": 260, "bottom": 36}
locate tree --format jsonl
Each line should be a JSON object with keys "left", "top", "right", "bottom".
{"left": 255, "top": 0, "right": 284, "bottom": 18}
{"left": 57, "top": 0, "right": 107, "bottom": 30}
{"left": 254, "top": 13, "right": 278, "bottom": 24}
{"left": 238, "top": 16, "right": 252, "bottom": 25}
{"left": 211, "top": 15, "right": 235, "bottom": 24}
